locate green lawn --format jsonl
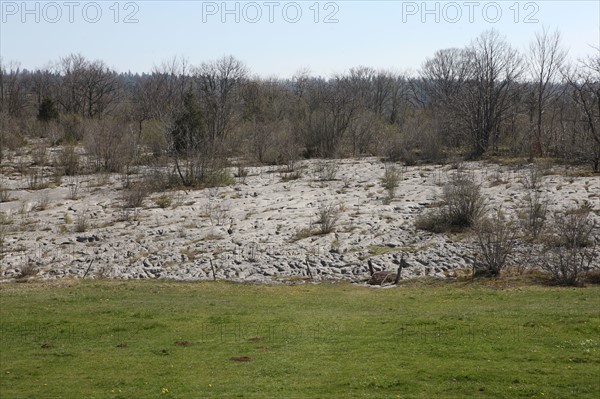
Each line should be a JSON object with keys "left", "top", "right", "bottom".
{"left": 1, "top": 279, "right": 599, "bottom": 398}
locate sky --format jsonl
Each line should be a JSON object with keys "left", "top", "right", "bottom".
{"left": 0, "top": 0, "right": 599, "bottom": 78}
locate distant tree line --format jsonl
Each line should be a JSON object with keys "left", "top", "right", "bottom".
{"left": 1, "top": 29, "right": 598, "bottom": 173}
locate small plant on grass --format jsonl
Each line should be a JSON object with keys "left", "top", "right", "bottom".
{"left": 17, "top": 261, "right": 38, "bottom": 279}
{"left": 95, "top": 265, "right": 112, "bottom": 279}
{"left": 474, "top": 209, "right": 517, "bottom": 277}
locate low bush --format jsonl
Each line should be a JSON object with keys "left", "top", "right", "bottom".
{"left": 75, "top": 211, "right": 89, "bottom": 233}
{"left": 518, "top": 190, "right": 549, "bottom": 241}
{"left": 122, "top": 184, "right": 149, "bottom": 208}
{"left": 153, "top": 194, "right": 173, "bottom": 209}
{"left": 316, "top": 203, "right": 341, "bottom": 234}
{"left": 416, "top": 174, "right": 486, "bottom": 233}
{"left": 540, "top": 205, "right": 598, "bottom": 286}
{"left": 315, "top": 160, "right": 339, "bottom": 181}
{"left": 443, "top": 174, "right": 486, "bottom": 228}
{"left": 474, "top": 210, "right": 517, "bottom": 277}
{"left": 381, "top": 163, "right": 402, "bottom": 201}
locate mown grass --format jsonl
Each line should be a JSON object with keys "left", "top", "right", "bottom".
{"left": 0, "top": 279, "right": 599, "bottom": 398}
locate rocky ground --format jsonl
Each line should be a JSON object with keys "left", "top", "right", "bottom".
{"left": 1, "top": 156, "right": 599, "bottom": 283}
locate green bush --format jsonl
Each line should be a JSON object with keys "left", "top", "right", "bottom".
{"left": 416, "top": 174, "right": 486, "bottom": 233}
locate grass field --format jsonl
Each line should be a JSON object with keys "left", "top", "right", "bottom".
{"left": 1, "top": 279, "right": 599, "bottom": 398}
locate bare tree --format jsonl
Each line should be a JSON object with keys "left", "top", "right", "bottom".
{"left": 465, "top": 30, "right": 524, "bottom": 155}
{"left": 240, "top": 78, "right": 292, "bottom": 162}
{"left": 56, "top": 53, "right": 87, "bottom": 115}
{"left": 566, "top": 51, "right": 600, "bottom": 171}
{"left": 527, "top": 28, "right": 568, "bottom": 157}
{"left": 56, "top": 54, "right": 120, "bottom": 118}
{"left": 0, "top": 60, "right": 28, "bottom": 117}
{"left": 194, "top": 55, "right": 248, "bottom": 145}
{"left": 421, "top": 31, "right": 523, "bottom": 156}
{"left": 298, "top": 75, "right": 359, "bottom": 157}
{"left": 29, "top": 68, "right": 55, "bottom": 110}
{"left": 80, "top": 59, "right": 120, "bottom": 118}
{"left": 420, "top": 47, "right": 478, "bottom": 149}
{"left": 84, "top": 118, "right": 133, "bottom": 172}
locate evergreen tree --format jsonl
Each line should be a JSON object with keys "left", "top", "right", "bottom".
{"left": 172, "top": 91, "right": 204, "bottom": 154}
{"left": 37, "top": 97, "right": 59, "bottom": 122}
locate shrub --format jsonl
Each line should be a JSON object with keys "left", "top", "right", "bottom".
{"left": 75, "top": 211, "right": 89, "bottom": 233}
{"left": 474, "top": 210, "right": 517, "bottom": 277}
{"left": 203, "top": 201, "right": 229, "bottom": 226}
{"left": 415, "top": 174, "right": 486, "bottom": 233}
{"left": 66, "top": 176, "right": 81, "bottom": 200}
{"left": 315, "top": 160, "right": 339, "bottom": 181}
{"left": 518, "top": 190, "right": 549, "bottom": 241}
{"left": 141, "top": 168, "right": 173, "bottom": 193}
{"left": 235, "top": 165, "right": 249, "bottom": 184}
{"left": 0, "top": 184, "right": 12, "bottom": 203}
{"left": 204, "top": 168, "right": 235, "bottom": 188}
{"left": 520, "top": 166, "right": 542, "bottom": 190}
{"left": 291, "top": 227, "right": 315, "bottom": 242}
{"left": 542, "top": 245, "right": 597, "bottom": 286}
{"left": 59, "top": 146, "right": 80, "bottom": 176}
{"left": 27, "top": 169, "right": 49, "bottom": 190}
{"left": 442, "top": 174, "right": 486, "bottom": 229}
{"left": 0, "top": 212, "right": 11, "bottom": 259}
{"left": 316, "top": 203, "right": 341, "bottom": 234}
{"left": 414, "top": 209, "right": 448, "bottom": 233}
{"left": 17, "top": 262, "right": 39, "bottom": 279}
{"left": 280, "top": 170, "right": 302, "bottom": 182}
{"left": 153, "top": 194, "right": 173, "bottom": 209}
{"left": 554, "top": 205, "right": 595, "bottom": 248}
{"left": 540, "top": 205, "right": 598, "bottom": 286}
{"left": 31, "top": 142, "right": 48, "bottom": 166}
{"left": 122, "top": 184, "right": 149, "bottom": 208}
{"left": 35, "top": 192, "right": 50, "bottom": 211}
{"left": 381, "top": 163, "right": 402, "bottom": 201}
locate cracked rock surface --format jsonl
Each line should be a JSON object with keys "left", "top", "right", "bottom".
{"left": 1, "top": 158, "right": 598, "bottom": 283}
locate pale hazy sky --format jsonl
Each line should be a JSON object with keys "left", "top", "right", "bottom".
{"left": 1, "top": 1, "right": 599, "bottom": 77}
